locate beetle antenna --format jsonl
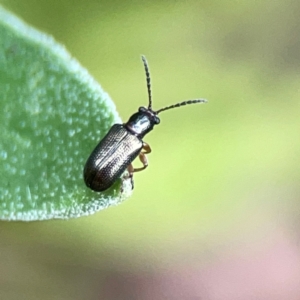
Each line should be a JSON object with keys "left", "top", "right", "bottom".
{"left": 156, "top": 99, "right": 207, "bottom": 114}
{"left": 141, "top": 55, "right": 152, "bottom": 109}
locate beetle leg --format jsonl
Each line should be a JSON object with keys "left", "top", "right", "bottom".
{"left": 126, "top": 163, "right": 135, "bottom": 189}
{"left": 133, "top": 142, "right": 152, "bottom": 172}
{"left": 133, "top": 152, "right": 148, "bottom": 172}
{"left": 123, "top": 143, "right": 152, "bottom": 191}
{"left": 141, "top": 142, "right": 151, "bottom": 154}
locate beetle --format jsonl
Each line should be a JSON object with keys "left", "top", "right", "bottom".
{"left": 83, "top": 55, "right": 207, "bottom": 192}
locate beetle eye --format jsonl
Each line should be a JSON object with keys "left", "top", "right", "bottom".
{"left": 155, "top": 116, "right": 160, "bottom": 124}
{"left": 139, "top": 107, "right": 147, "bottom": 112}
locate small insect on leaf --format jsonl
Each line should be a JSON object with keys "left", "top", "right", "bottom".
{"left": 83, "top": 55, "right": 207, "bottom": 192}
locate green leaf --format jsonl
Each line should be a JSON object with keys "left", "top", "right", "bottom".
{"left": 0, "top": 6, "right": 132, "bottom": 221}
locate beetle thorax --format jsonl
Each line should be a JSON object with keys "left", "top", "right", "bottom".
{"left": 125, "top": 106, "right": 160, "bottom": 138}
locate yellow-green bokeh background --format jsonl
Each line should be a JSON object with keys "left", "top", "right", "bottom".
{"left": 1, "top": 1, "right": 300, "bottom": 299}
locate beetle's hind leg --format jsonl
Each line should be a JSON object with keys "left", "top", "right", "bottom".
{"left": 123, "top": 143, "right": 152, "bottom": 190}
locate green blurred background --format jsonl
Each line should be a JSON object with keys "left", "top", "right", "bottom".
{"left": 1, "top": 0, "right": 300, "bottom": 299}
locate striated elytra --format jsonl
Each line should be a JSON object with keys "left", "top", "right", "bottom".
{"left": 83, "top": 56, "right": 207, "bottom": 192}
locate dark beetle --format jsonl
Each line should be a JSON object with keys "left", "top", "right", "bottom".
{"left": 83, "top": 56, "right": 207, "bottom": 192}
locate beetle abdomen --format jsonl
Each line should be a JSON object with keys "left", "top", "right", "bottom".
{"left": 84, "top": 124, "right": 143, "bottom": 191}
